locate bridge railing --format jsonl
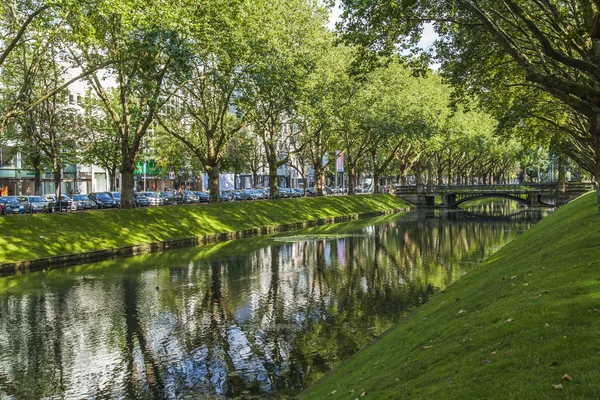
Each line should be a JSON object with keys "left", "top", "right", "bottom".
{"left": 392, "top": 183, "right": 556, "bottom": 194}
{"left": 565, "top": 182, "right": 596, "bottom": 192}
{"left": 392, "top": 182, "right": 594, "bottom": 195}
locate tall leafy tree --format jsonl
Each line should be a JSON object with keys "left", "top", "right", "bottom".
{"left": 297, "top": 40, "right": 354, "bottom": 196}
{"left": 242, "top": 0, "right": 329, "bottom": 198}
{"left": 80, "top": 90, "right": 121, "bottom": 191}
{"left": 66, "top": 0, "right": 192, "bottom": 207}
{"left": 0, "top": 0, "right": 113, "bottom": 133}
{"left": 158, "top": 0, "right": 257, "bottom": 202}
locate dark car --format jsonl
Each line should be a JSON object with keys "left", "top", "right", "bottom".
{"left": 134, "top": 192, "right": 150, "bottom": 207}
{"left": 219, "top": 190, "right": 233, "bottom": 202}
{"left": 194, "top": 191, "right": 210, "bottom": 202}
{"left": 70, "top": 194, "right": 98, "bottom": 210}
{"left": 109, "top": 192, "right": 122, "bottom": 207}
{"left": 88, "top": 192, "right": 118, "bottom": 208}
{"left": 18, "top": 195, "right": 50, "bottom": 213}
{"left": 160, "top": 191, "right": 178, "bottom": 205}
{"left": 0, "top": 196, "right": 25, "bottom": 215}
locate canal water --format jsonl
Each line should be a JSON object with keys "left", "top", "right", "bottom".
{"left": 0, "top": 203, "right": 548, "bottom": 399}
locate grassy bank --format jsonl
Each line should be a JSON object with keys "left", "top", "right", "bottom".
{"left": 299, "top": 192, "right": 600, "bottom": 399}
{"left": 0, "top": 194, "right": 406, "bottom": 264}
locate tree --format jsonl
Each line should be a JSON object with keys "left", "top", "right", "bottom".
{"left": 6, "top": 44, "right": 81, "bottom": 197}
{"left": 66, "top": 0, "right": 192, "bottom": 208}
{"left": 158, "top": 0, "right": 257, "bottom": 202}
{"left": 80, "top": 90, "right": 121, "bottom": 191}
{"left": 365, "top": 64, "right": 449, "bottom": 193}
{"left": 336, "top": 0, "right": 600, "bottom": 210}
{"left": 242, "top": 0, "right": 329, "bottom": 198}
{"left": 297, "top": 41, "right": 354, "bottom": 196}
{"left": 0, "top": 0, "right": 113, "bottom": 134}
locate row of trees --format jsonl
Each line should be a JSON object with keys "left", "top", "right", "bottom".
{"left": 1, "top": 0, "right": 542, "bottom": 207}
{"left": 336, "top": 0, "right": 600, "bottom": 209}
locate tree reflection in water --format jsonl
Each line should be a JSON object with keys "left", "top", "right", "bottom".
{"left": 0, "top": 203, "right": 546, "bottom": 398}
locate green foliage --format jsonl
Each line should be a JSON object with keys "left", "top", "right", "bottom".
{"left": 336, "top": 0, "right": 600, "bottom": 180}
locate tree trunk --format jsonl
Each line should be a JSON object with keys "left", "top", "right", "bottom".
{"left": 557, "top": 156, "right": 567, "bottom": 192}
{"left": 401, "top": 170, "right": 408, "bottom": 186}
{"left": 348, "top": 166, "right": 356, "bottom": 195}
{"left": 427, "top": 163, "right": 433, "bottom": 188}
{"left": 314, "top": 161, "right": 325, "bottom": 196}
{"left": 372, "top": 152, "right": 380, "bottom": 194}
{"left": 415, "top": 162, "right": 423, "bottom": 187}
{"left": 207, "top": 164, "right": 220, "bottom": 203}
{"left": 595, "top": 131, "right": 600, "bottom": 214}
{"left": 268, "top": 157, "right": 279, "bottom": 198}
{"left": 52, "top": 152, "right": 62, "bottom": 198}
{"left": 119, "top": 153, "right": 134, "bottom": 208}
{"left": 34, "top": 167, "right": 41, "bottom": 195}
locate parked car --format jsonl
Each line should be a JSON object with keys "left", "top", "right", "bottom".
{"left": 109, "top": 192, "right": 122, "bottom": 207}
{"left": 142, "top": 191, "right": 164, "bottom": 206}
{"left": 279, "top": 188, "right": 293, "bottom": 198}
{"left": 88, "top": 192, "right": 118, "bottom": 208}
{"left": 0, "top": 196, "right": 25, "bottom": 214}
{"left": 306, "top": 187, "right": 317, "bottom": 197}
{"left": 181, "top": 190, "right": 200, "bottom": 204}
{"left": 70, "top": 194, "right": 98, "bottom": 210}
{"left": 229, "top": 190, "right": 244, "bottom": 201}
{"left": 219, "top": 191, "right": 233, "bottom": 202}
{"left": 18, "top": 195, "right": 51, "bottom": 213}
{"left": 254, "top": 189, "right": 268, "bottom": 199}
{"left": 160, "top": 191, "right": 178, "bottom": 205}
{"left": 42, "top": 194, "right": 72, "bottom": 212}
{"left": 134, "top": 192, "right": 150, "bottom": 207}
{"left": 194, "top": 191, "right": 210, "bottom": 202}
{"left": 241, "top": 189, "right": 261, "bottom": 200}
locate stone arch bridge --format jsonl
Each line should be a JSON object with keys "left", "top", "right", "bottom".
{"left": 393, "top": 182, "right": 595, "bottom": 208}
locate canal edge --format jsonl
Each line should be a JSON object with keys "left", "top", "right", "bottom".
{"left": 0, "top": 207, "right": 410, "bottom": 275}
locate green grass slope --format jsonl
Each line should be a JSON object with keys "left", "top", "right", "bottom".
{"left": 0, "top": 194, "right": 406, "bottom": 264}
{"left": 299, "top": 192, "right": 600, "bottom": 399}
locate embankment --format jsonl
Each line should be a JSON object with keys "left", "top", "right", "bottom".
{"left": 299, "top": 192, "right": 600, "bottom": 399}
{"left": 0, "top": 194, "right": 407, "bottom": 273}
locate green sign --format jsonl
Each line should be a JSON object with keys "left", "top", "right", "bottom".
{"left": 134, "top": 160, "right": 162, "bottom": 176}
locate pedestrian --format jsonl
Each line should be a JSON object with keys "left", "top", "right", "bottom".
{"left": 26, "top": 187, "right": 31, "bottom": 195}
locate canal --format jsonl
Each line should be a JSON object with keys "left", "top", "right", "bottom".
{"left": 0, "top": 202, "right": 548, "bottom": 399}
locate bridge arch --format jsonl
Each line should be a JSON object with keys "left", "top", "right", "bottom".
{"left": 448, "top": 193, "right": 529, "bottom": 208}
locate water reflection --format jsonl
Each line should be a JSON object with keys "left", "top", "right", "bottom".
{"left": 0, "top": 204, "right": 546, "bottom": 398}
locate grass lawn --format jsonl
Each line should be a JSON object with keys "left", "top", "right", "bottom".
{"left": 0, "top": 194, "right": 406, "bottom": 264}
{"left": 299, "top": 192, "right": 600, "bottom": 399}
